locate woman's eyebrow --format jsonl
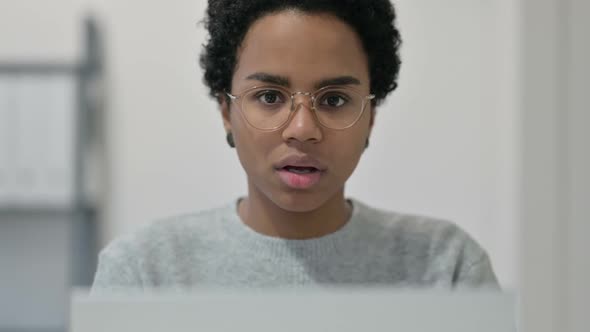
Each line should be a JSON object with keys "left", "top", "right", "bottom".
{"left": 246, "top": 73, "right": 291, "bottom": 87}
{"left": 314, "top": 76, "right": 361, "bottom": 90}
{"left": 245, "top": 72, "right": 361, "bottom": 90}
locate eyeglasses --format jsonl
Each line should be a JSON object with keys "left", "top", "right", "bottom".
{"left": 225, "top": 85, "right": 375, "bottom": 131}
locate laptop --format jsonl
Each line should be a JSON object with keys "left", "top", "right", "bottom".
{"left": 70, "top": 288, "right": 516, "bottom": 332}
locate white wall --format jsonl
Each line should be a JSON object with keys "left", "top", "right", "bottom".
{"left": 0, "top": 0, "right": 84, "bottom": 63}
{"left": 1, "top": 0, "right": 520, "bottom": 288}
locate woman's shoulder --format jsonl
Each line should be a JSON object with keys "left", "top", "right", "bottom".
{"left": 92, "top": 202, "right": 237, "bottom": 291}
{"left": 350, "top": 198, "right": 497, "bottom": 287}
{"left": 352, "top": 198, "right": 475, "bottom": 245}
{"left": 100, "top": 202, "right": 235, "bottom": 258}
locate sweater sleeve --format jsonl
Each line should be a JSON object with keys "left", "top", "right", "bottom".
{"left": 453, "top": 253, "right": 499, "bottom": 288}
{"left": 452, "top": 233, "right": 500, "bottom": 289}
{"left": 91, "top": 239, "right": 144, "bottom": 293}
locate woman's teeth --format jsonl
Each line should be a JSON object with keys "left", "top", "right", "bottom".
{"left": 285, "top": 166, "right": 316, "bottom": 174}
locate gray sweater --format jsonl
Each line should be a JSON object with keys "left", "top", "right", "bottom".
{"left": 92, "top": 198, "right": 498, "bottom": 291}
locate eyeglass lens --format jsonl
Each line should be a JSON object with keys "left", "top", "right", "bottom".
{"left": 240, "top": 87, "right": 367, "bottom": 130}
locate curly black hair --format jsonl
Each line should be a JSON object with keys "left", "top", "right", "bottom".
{"left": 200, "top": 0, "right": 401, "bottom": 106}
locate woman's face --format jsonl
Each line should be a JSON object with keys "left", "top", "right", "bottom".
{"left": 222, "top": 10, "right": 373, "bottom": 213}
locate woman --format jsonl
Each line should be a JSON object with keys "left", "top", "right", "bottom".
{"left": 92, "top": 0, "right": 498, "bottom": 291}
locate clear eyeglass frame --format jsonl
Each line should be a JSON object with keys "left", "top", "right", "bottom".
{"left": 225, "top": 85, "right": 376, "bottom": 131}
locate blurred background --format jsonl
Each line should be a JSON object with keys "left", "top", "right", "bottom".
{"left": 0, "top": 0, "right": 587, "bottom": 332}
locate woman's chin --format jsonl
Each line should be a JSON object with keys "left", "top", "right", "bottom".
{"left": 248, "top": 177, "right": 344, "bottom": 213}
{"left": 269, "top": 191, "right": 334, "bottom": 213}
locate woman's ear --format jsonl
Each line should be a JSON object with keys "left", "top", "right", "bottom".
{"left": 364, "top": 108, "right": 376, "bottom": 151}
{"left": 369, "top": 108, "right": 376, "bottom": 132}
{"left": 219, "top": 94, "right": 232, "bottom": 133}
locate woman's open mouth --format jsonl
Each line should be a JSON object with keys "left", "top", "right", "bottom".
{"left": 277, "top": 166, "right": 323, "bottom": 189}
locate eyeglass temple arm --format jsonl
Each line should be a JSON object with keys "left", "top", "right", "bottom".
{"left": 214, "top": 91, "right": 237, "bottom": 104}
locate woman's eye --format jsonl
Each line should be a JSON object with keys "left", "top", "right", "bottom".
{"left": 320, "top": 94, "right": 347, "bottom": 107}
{"left": 256, "top": 91, "right": 284, "bottom": 105}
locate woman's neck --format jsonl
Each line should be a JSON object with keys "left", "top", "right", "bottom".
{"left": 238, "top": 184, "right": 352, "bottom": 240}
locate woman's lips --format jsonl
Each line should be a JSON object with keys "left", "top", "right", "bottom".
{"left": 277, "top": 168, "right": 323, "bottom": 189}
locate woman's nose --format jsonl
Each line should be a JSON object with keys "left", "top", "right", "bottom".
{"left": 281, "top": 98, "right": 323, "bottom": 144}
